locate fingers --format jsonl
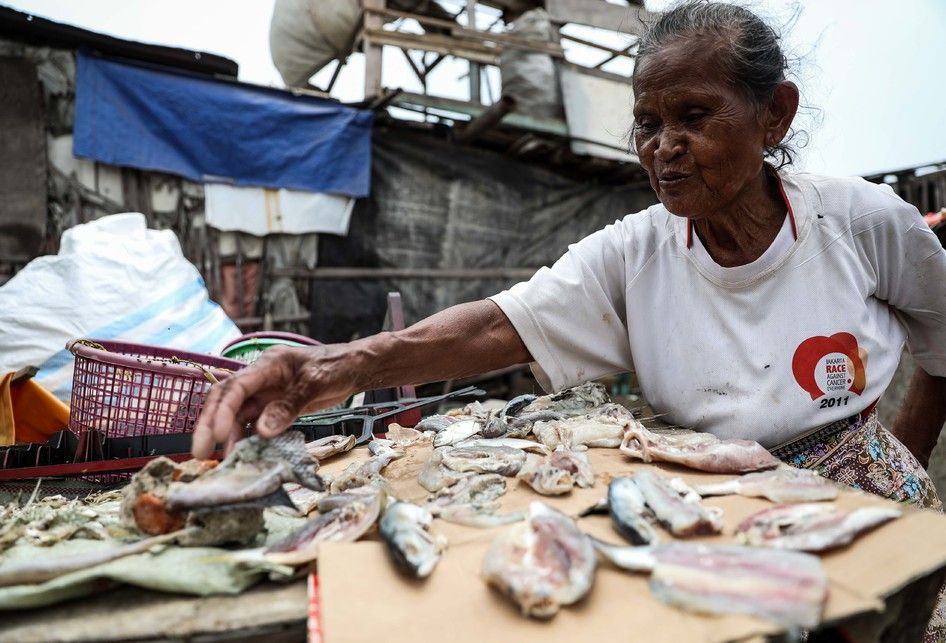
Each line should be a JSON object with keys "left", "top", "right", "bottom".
{"left": 257, "top": 398, "right": 301, "bottom": 438}
{"left": 192, "top": 364, "right": 282, "bottom": 458}
{"left": 223, "top": 428, "right": 240, "bottom": 457}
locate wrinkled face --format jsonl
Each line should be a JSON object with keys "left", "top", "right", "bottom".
{"left": 632, "top": 38, "right": 770, "bottom": 219}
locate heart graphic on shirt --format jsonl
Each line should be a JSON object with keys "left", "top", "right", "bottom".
{"left": 792, "top": 332, "right": 866, "bottom": 400}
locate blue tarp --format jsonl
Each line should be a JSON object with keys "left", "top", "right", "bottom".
{"left": 74, "top": 52, "right": 373, "bottom": 197}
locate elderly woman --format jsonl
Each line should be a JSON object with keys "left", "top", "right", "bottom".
{"left": 194, "top": 5, "right": 946, "bottom": 508}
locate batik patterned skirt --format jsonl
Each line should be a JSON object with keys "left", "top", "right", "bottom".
{"left": 772, "top": 411, "right": 944, "bottom": 640}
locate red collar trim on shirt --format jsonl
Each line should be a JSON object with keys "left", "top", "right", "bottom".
{"left": 686, "top": 173, "right": 799, "bottom": 249}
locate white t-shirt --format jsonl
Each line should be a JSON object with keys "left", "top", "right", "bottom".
{"left": 489, "top": 171, "right": 946, "bottom": 447}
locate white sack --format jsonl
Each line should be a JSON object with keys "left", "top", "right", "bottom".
{"left": 0, "top": 213, "right": 240, "bottom": 401}
{"left": 269, "top": 0, "right": 362, "bottom": 88}
{"left": 499, "top": 8, "right": 564, "bottom": 120}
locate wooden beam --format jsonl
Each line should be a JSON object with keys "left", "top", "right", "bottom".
{"left": 364, "top": 7, "right": 566, "bottom": 54}
{"left": 400, "top": 47, "right": 426, "bottom": 85}
{"left": 365, "top": 29, "right": 501, "bottom": 65}
{"left": 561, "top": 31, "right": 635, "bottom": 59}
{"left": 392, "top": 90, "right": 569, "bottom": 135}
{"left": 325, "top": 58, "right": 345, "bottom": 93}
{"left": 466, "top": 0, "right": 481, "bottom": 103}
{"left": 269, "top": 267, "right": 539, "bottom": 280}
{"left": 455, "top": 95, "right": 516, "bottom": 143}
{"left": 363, "top": 0, "right": 385, "bottom": 98}
{"left": 546, "top": 0, "right": 653, "bottom": 36}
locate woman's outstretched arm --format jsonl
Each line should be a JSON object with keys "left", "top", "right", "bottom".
{"left": 191, "top": 299, "right": 531, "bottom": 458}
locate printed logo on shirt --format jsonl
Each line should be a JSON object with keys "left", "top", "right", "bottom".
{"left": 791, "top": 332, "right": 867, "bottom": 402}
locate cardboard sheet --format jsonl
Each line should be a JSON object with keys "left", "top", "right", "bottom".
{"left": 313, "top": 442, "right": 946, "bottom": 642}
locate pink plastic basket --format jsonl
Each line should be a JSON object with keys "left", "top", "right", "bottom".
{"left": 67, "top": 339, "right": 244, "bottom": 442}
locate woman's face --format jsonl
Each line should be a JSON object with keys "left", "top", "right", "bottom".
{"left": 632, "top": 39, "right": 777, "bottom": 219}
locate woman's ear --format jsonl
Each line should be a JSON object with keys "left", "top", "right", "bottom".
{"left": 765, "top": 81, "right": 800, "bottom": 146}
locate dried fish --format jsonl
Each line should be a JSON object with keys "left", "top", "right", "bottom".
{"left": 424, "top": 474, "right": 518, "bottom": 528}
{"left": 433, "top": 419, "right": 482, "bottom": 447}
{"left": 166, "top": 432, "right": 324, "bottom": 512}
{"left": 480, "top": 394, "right": 546, "bottom": 438}
{"left": 329, "top": 441, "right": 404, "bottom": 493}
{"left": 255, "top": 491, "right": 383, "bottom": 566}
{"left": 273, "top": 484, "right": 325, "bottom": 517}
{"left": 481, "top": 502, "right": 596, "bottom": 618}
{"left": 578, "top": 498, "right": 610, "bottom": 517}
{"left": 418, "top": 447, "right": 472, "bottom": 493}
{"left": 0, "top": 531, "right": 183, "bottom": 587}
{"left": 385, "top": 424, "right": 432, "bottom": 447}
{"left": 415, "top": 415, "right": 459, "bottom": 433}
{"left": 437, "top": 505, "right": 526, "bottom": 528}
{"left": 736, "top": 503, "right": 901, "bottom": 552}
{"left": 532, "top": 413, "right": 628, "bottom": 451}
{"left": 517, "top": 451, "right": 594, "bottom": 496}
{"left": 592, "top": 539, "right": 828, "bottom": 628}
{"left": 305, "top": 434, "right": 356, "bottom": 461}
{"left": 316, "top": 484, "right": 384, "bottom": 513}
{"left": 620, "top": 425, "right": 780, "bottom": 473}
{"left": 1, "top": 492, "right": 125, "bottom": 553}
{"left": 521, "top": 382, "right": 611, "bottom": 417}
{"left": 441, "top": 445, "right": 526, "bottom": 476}
{"left": 426, "top": 474, "right": 508, "bottom": 515}
{"left": 380, "top": 502, "right": 446, "bottom": 578}
{"left": 503, "top": 394, "right": 539, "bottom": 418}
{"left": 165, "top": 468, "right": 297, "bottom": 512}
{"left": 608, "top": 477, "right": 659, "bottom": 545}
{"left": 455, "top": 437, "right": 550, "bottom": 454}
{"left": 694, "top": 468, "right": 839, "bottom": 503}
{"left": 632, "top": 471, "right": 722, "bottom": 537}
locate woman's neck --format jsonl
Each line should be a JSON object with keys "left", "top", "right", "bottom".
{"left": 693, "top": 169, "right": 787, "bottom": 268}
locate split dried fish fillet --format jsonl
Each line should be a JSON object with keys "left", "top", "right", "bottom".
{"left": 592, "top": 539, "right": 828, "bottom": 628}
{"left": 304, "top": 434, "right": 356, "bottom": 460}
{"left": 517, "top": 451, "right": 594, "bottom": 496}
{"left": 329, "top": 441, "right": 404, "bottom": 493}
{"left": 441, "top": 445, "right": 526, "bottom": 476}
{"left": 736, "top": 502, "right": 901, "bottom": 552}
{"left": 532, "top": 413, "right": 628, "bottom": 451}
{"left": 385, "top": 424, "right": 433, "bottom": 447}
{"left": 481, "top": 502, "right": 595, "bottom": 618}
{"left": 433, "top": 419, "right": 483, "bottom": 447}
{"left": 520, "top": 382, "right": 611, "bottom": 417}
{"left": 425, "top": 474, "right": 507, "bottom": 515}
{"left": 247, "top": 490, "right": 384, "bottom": 566}
{"left": 693, "top": 468, "right": 838, "bottom": 503}
{"left": 455, "top": 437, "right": 550, "bottom": 454}
{"left": 424, "top": 474, "right": 520, "bottom": 527}
{"left": 418, "top": 447, "right": 473, "bottom": 493}
{"left": 620, "top": 425, "right": 779, "bottom": 473}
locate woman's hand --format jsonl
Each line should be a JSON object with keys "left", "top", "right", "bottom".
{"left": 191, "top": 344, "right": 358, "bottom": 459}
{"left": 191, "top": 300, "right": 531, "bottom": 458}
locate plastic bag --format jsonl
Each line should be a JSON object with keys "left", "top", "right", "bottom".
{"left": 0, "top": 213, "right": 240, "bottom": 401}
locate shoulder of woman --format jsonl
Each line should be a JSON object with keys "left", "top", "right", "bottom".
{"left": 785, "top": 172, "right": 919, "bottom": 233}
{"left": 610, "top": 202, "right": 672, "bottom": 236}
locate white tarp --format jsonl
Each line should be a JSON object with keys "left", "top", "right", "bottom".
{"left": 204, "top": 184, "right": 354, "bottom": 236}
{"left": 0, "top": 214, "right": 240, "bottom": 401}
{"left": 560, "top": 67, "right": 639, "bottom": 163}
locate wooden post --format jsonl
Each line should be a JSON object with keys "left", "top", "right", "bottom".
{"left": 466, "top": 0, "right": 481, "bottom": 103}
{"left": 363, "top": 0, "right": 384, "bottom": 99}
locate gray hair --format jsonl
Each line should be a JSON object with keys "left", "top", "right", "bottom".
{"left": 634, "top": 1, "right": 802, "bottom": 167}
